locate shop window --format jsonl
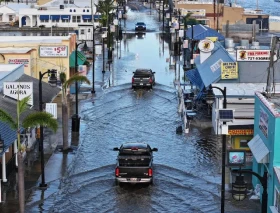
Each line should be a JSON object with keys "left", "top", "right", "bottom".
{"left": 240, "top": 139, "right": 249, "bottom": 149}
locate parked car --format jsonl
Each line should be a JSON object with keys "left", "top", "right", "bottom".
{"left": 113, "top": 142, "right": 158, "bottom": 185}
{"left": 135, "top": 22, "right": 146, "bottom": 31}
{"left": 132, "top": 69, "right": 155, "bottom": 89}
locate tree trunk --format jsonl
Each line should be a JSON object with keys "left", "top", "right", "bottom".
{"left": 17, "top": 152, "right": 25, "bottom": 213}
{"left": 62, "top": 103, "right": 69, "bottom": 151}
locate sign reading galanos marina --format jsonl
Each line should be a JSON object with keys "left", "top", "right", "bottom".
{"left": 236, "top": 50, "right": 272, "bottom": 61}
{"left": 3, "top": 82, "right": 33, "bottom": 106}
{"left": 39, "top": 46, "right": 68, "bottom": 57}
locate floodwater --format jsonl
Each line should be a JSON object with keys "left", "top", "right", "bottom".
{"left": 24, "top": 2, "right": 261, "bottom": 213}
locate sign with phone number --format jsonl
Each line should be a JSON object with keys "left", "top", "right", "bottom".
{"left": 39, "top": 46, "right": 68, "bottom": 57}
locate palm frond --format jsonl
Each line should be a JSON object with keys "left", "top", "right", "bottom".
{"left": 22, "top": 112, "right": 58, "bottom": 133}
{"left": 0, "top": 109, "right": 17, "bottom": 129}
{"left": 18, "top": 95, "right": 31, "bottom": 115}
{"left": 64, "top": 74, "right": 91, "bottom": 89}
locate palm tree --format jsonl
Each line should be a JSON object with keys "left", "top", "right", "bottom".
{"left": 0, "top": 96, "right": 58, "bottom": 213}
{"left": 95, "top": 0, "right": 115, "bottom": 27}
{"left": 183, "top": 13, "right": 198, "bottom": 29}
{"left": 59, "top": 72, "right": 90, "bottom": 151}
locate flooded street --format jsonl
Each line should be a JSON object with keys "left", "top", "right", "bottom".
{"left": 23, "top": 3, "right": 261, "bottom": 213}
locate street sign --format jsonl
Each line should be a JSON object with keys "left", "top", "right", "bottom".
{"left": 46, "top": 103, "right": 57, "bottom": 119}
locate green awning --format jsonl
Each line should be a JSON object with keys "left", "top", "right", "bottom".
{"left": 69, "top": 51, "right": 87, "bottom": 67}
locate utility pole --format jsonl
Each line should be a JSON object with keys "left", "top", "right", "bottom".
{"left": 266, "top": 36, "right": 277, "bottom": 97}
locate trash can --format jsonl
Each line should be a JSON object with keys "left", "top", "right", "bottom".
{"left": 71, "top": 114, "right": 80, "bottom": 132}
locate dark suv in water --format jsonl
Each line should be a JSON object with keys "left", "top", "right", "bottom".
{"left": 132, "top": 69, "right": 155, "bottom": 89}
{"left": 135, "top": 22, "right": 146, "bottom": 31}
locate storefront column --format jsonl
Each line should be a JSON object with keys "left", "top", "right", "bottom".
{"left": 2, "top": 154, "right": 7, "bottom": 182}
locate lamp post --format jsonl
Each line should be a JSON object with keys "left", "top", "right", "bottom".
{"left": 205, "top": 85, "right": 227, "bottom": 213}
{"left": 72, "top": 41, "right": 85, "bottom": 133}
{"left": 231, "top": 170, "right": 268, "bottom": 213}
{"left": 39, "top": 69, "right": 57, "bottom": 187}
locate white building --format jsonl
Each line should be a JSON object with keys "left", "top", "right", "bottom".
{"left": 0, "top": 2, "right": 33, "bottom": 24}
{"left": 18, "top": 6, "right": 101, "bottom": 28}
{"left": 0, "top": 5, "right": 16, "bottom": 23}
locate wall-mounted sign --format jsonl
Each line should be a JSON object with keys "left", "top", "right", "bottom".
{"left": 8, "top": 58, "right": 29, "bottom": 67}
{"left": 39, "top": 46, "right": 68, "bottom": 57}
{"left": 221, "top": 62, "right": 238, "bottom": 79}
{"left": 259, "top": 106, "right": 268, "bottom": 138}
{"left": 228, "top": 129, "right": 254, "bottom": 135}
{"left": 198, "top": 39, "right": 214, "bottom": 53}
{"left": 46, "top": 103, "right": 57, "bottom": 119}
{"left": 236, "top": 50, "right": 272, "bottom": 61}
{"left": 3, "top": 82, "right": 33, "bottom": 106}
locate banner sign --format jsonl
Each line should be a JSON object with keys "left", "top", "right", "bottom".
{"left": 39, "top": 46, "right": 68, "bottom": 57}
{"left": 259, "top": 106, "right": 269, "bottom": 138}
{"left": 3, "top": 82, "right": 33, "bottom": 105}
{"left": 228, "top": 129, "right": 254, "bottom": 135}
{"left": 236, "top": 50, "right": 271, "bottom": 61}
{"left": 8, "top": 59, "right": 29, "bottom": 67}
{"left": 221, "top": 62, "right": 238, "bottom": 79}
{"left": 46, "top": 103, "right": 57, "bottom": 119}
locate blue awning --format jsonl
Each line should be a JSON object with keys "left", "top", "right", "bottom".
{"left": 185, "top": 68, "right": 204, "bottom": 89}
{"left": 61, "top": 15, "right": 70, "bottom": 20}
{"left": 50, "top": 15, "right": 60, "bottom": 20}
{"left": 94, "top": 15, "right": 101, "bottom": 19}
{"left": 82, "top": 15, "right": 92, "bottom": 20}
{"left": 39, "top": 15, "right": 49, "bottom": 20}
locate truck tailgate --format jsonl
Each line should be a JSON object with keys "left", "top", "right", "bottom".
{"left": 118, "top": 166, "right": 150, "bottom": 178}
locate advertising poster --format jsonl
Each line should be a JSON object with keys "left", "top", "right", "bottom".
{"left": 228, "top": 151, "right": 245, "bottom": 165}
{"left": 259, "top": 107, "right": 269, "bottom": 138}
{"left": 39, "top": 46, "right": 68, "bottom": 57}
{"left": 221, "top": 62, "right": 238, "bottom": 79}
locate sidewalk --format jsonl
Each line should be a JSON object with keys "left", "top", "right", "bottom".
{"left": 0, "top": 64, "right": 111, "bottom": 212}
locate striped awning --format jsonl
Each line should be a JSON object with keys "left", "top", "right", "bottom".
{"left": 39, "top": 15, "right": 49, "bottom": 20}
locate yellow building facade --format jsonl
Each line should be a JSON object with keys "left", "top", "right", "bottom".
{"left": 0, "top": 33, "right": 79, "bottom": 82}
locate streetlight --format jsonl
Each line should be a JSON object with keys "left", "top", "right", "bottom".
{"left": 39, "top": 69, "right": 57, "bottom": 187}
{"left": 205, "top": 85, "right": 227, "bottom": 213}
{"left": 72, "top": 41, "right": 85, "bottom": 133}
{"left": 91, "top": 24, "right": 101, "bottom": 94}
{"left": 231, "top": 170, "right": 268, "bottom": 213}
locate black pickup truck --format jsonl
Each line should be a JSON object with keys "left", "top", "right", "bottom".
{"left": 132, "top": 69, "right": 156, "bottom": 89}
{"left": 113, "top": 142, "right": 158, "bottom": 185}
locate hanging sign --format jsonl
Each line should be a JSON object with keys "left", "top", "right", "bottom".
{"left": 3, "top": 82, "right": 33, "bottom": 105}
{"left": 221, "top": 62, "right": 238, "bottom": 79}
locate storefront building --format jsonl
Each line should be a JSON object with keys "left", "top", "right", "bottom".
{"left": 250, "top": 92, "right": 280, "bottom": 212}
{"left": 0, "top": 34, "right": 87, "bottom": 82}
